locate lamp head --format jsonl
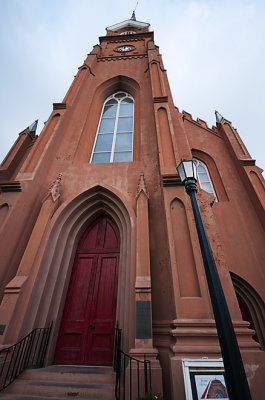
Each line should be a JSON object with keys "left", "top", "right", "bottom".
{"left": 176, "top": 159, "right": 198, "bottom": 184}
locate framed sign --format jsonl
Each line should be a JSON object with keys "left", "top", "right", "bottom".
{"left": 182, "top": 359, "right": 229, "bottom": 400}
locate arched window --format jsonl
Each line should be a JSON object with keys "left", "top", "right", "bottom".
{"left": 91, "top": 92, "right": 134, "bottom": 163}
{"left": 193, "top": 158, "right": 217, "bottom": 198}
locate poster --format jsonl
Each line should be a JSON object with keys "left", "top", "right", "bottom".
{"left": 190, "top": 371, "right": 229, "bottom": 400}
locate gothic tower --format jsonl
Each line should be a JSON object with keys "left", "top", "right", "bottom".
{"left": 0, "top": 16, "right": 264, "bottom": 399}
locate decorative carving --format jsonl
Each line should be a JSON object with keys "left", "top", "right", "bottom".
{"left": 136, "top": 172, "right": 149, "bottom": 199}
{"left": 47, "top": 173, "right": 62, "bottom": 202}
{"left": 98, "top": 54, "right": 147, "bottom": 62}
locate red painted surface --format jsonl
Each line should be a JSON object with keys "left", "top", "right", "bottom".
{"left": 54, "top": 215, "right": 120, "bottom": 365}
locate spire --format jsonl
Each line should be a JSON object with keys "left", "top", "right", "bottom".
{"left": 131, "top": 11, "right": 136, "bottom": 21}
{"left": 18, "top": 119, "right": 38, "bottom": 137}
{"left": 28, "top": 120, "right": 38, "bottom": 133}
{"left": 215, "top": 110, "right": 223, "bottom": 124}
{"left": 131, "top": 0, "right": 138, "bottom": 20}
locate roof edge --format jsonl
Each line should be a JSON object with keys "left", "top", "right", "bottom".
{"left": 106, "top": 19, "right": 150, "bottom": 31}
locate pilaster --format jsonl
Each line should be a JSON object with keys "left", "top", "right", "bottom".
{"left": 0, "top": 174, "right": 62, "bottom": 344}
{"left": 129, "top": 173, "right": 163, "bottom": 395}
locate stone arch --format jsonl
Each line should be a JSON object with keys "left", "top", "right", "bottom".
{"left": 95, "top": 75, "right": 140, "bottom": 102}
{"left": 21, "top": 185, "right": 135, "bottom": 363}
{"left": 192, "top": 148, "right": 229, "bottom": 201}
{"left": 82, "top": 75, "right": 141, "bottom": 163}
{"left": 231, "top": 272, "right": 265, "bottom": 350}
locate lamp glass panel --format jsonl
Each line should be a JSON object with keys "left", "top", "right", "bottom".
{"left": 177, "top": 162, "right": 186, "bottom": 182}
{"left": 183, "top": 160, "right": 194, "bottom": 179}
{"left": 192, "top": 162, "right": 198, "bottom": 180}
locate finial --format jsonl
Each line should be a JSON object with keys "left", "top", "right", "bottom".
{"left": 215, "top": 110, "right": 223, "bottom": 124}
{"left": 131, "top": 11, "right": 136, "bottom": 21}
{"left": 28, "top": 120, "right": 38, "bottom": 133}
{"left": 131, "top": 0, "right": 138, "bottom": 20}
{"left": 136, "top": 172, "right": 149, "bottom": 199}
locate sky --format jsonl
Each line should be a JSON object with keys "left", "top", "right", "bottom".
{"left": 0, "top": 0, "right": 264, "bottom": 172}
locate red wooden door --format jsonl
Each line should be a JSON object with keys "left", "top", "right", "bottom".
{"left": 54, "top": 215, "right": 120, "bottom": 365}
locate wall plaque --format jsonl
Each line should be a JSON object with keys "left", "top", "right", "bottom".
{"left": 0, "top": 324, "right": 6, "bottom": 335}
{"left": 136, "top": 301, "right": 151, "bottom": 339}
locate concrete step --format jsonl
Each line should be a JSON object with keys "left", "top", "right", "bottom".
{"left": 0, "top": 365, "right": 116, "bottom": 400}
{"left": 20, "top": 365, "right": 115, "bottom": 384}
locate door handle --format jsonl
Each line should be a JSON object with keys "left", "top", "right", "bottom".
{"left": 89, "top": 324, "right": 95, "bottom": 330}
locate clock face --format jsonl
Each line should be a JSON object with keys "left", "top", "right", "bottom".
{"left": 117, "top": 45, "right": 133, "bottom": 52}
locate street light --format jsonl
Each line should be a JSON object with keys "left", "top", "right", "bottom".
{"left": 176, "top": 159, "right": 252, "bottom": 400}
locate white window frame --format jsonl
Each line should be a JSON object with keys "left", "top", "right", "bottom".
{"left": 193, "top": 158, "right": 217, "bottom": 200}
{"left": 90, "top": 91, "right": 134, "bottom": 163}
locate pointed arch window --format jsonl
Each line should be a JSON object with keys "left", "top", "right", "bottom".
{"left": 91, "top": 92, "right": 134, "bottom": 163}
{"left": 193, "top": 158, "right": 217, "bottom": 198}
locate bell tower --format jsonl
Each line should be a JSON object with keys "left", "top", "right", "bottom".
{"left": 0, "top": 13, "right": 265, "bottom": 400}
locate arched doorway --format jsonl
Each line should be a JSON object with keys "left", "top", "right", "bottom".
{"left": 54, "top": 214, "right": 120, "bottom": 365}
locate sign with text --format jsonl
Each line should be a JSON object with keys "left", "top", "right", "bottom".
{"left": 182, "top": 359, "right": 229, "bottom": 400}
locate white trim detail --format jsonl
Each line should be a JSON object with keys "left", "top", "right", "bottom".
{"left": 106, "top": 19, "right": 150, "bottom": 32}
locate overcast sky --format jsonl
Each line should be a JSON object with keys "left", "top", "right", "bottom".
{"left": 0, "top": 0, "right": 264, "bottom": 172}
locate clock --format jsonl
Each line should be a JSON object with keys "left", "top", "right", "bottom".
{"left": 117, "top": 45, "right": 133, "bottom": 52}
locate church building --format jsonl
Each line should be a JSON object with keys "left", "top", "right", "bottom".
{"left": 0, "top": 15, "right": 264, "bottom": 399}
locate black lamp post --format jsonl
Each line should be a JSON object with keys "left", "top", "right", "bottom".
{"left": 176, "top": 159, "right": 252, "bottom": 400}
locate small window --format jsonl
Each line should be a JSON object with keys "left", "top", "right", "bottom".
{"left": 120, "top": 31, "right": 136, "bottom": 35}
{"left": 91, "top": 92, "right": 134, "bottom": 163}
{"left": 193, "top": 158, "right": 217, "bottom": 199}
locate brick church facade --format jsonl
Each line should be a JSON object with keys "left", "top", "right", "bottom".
{"left": 0, "top": 16, "right": 265, "bottom": 399}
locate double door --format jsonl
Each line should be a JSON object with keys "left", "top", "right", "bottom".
{"left": 54, "top": 215, "right": 120, "bottom": 365}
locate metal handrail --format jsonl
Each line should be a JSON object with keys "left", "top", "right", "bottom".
{"left": 114, "top": 322, "right": 152, "bottom": 400}
{"left": 0, "top": 322, "right": 52, "bottom": 391}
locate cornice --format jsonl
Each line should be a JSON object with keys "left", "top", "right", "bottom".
{"left": 106, "top": 37, "right": 145, "bottom": 44}
{"left": 99, "top": 31, "right": 154, "bottom": 44}
{"left": 106, "top": 19, "right": 150, "bottom": 31}
{"left": 97, "top": 54, "right": 148, "bottom": 62}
